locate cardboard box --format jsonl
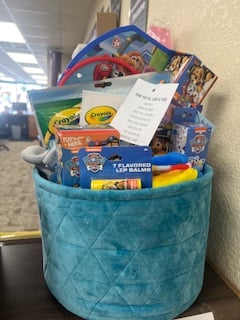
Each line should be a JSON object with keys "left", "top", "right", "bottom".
{"left": 97, "top": 12, "right": 117, "bottom": 36}
{"left": 171, "top": 108, "right": 212, "bottom": 170}
{"left": 55, "top": 125, "right": 120, "bottom": 187}
{"left": 172, "top": 122, "right": 212, "bottom": 168}
{"left": 165, "top": 54, "right": 217, "bottom": 107}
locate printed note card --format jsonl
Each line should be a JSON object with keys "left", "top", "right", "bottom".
{"left": 111, "top": 78, "right": 178, "bottom": 146}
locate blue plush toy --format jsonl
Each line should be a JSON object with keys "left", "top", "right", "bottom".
{"left": 152, "top": 152, "right": 188, "bottom": 166}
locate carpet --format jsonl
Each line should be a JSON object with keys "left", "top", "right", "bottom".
{"left": 0, "top": 139, "right": 40, "bottom": 233}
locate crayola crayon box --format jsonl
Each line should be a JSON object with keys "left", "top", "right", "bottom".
{"left": 79, "top": 145, "right": 152, "bottom": 189}
{"left": 28, "top": 84, "right": 83, "bottom": 148}
{"left": 55, "top": 125, "right": 120, "bottom": 187}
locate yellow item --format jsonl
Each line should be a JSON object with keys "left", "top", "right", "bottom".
{"left": 152, "top": 168, "right": 198, "bottom": 188}
{"left": 0, "top": 230, "right": 41, "bottom": 241}
{"left": 91, "top": 179, "right": 142, "bottom": 190}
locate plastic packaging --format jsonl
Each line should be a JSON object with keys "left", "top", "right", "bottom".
{"left": 147, "top": 19, "right": 173, "bottom": 49}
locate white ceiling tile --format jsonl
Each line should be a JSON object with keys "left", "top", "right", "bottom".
{"left": 0, "top": 0, "right": 96, "bottom": 83}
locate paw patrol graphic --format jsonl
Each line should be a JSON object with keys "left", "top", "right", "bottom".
{"left": 176, "top": 59, "right": 216, "bottom": 106}
{"left": 171, "top": 122, "right": 212, "bottom": 170}
{"left": 55, "top": 125, "right": 120, "bottom": 186}
{"left": 190, "top": 134, "right": 208, "bottom": 154}
{"left": 112, "top": 36, "right": 121, "bottom": 49}
{"left": 82, "top": 153, "right": 106, "bottom": 173}
{"left": 93, "top": 62, "right": 113, "bottom": 80}
{"left": 58, "top": 25, "right": 217, "bottom": 105}
{"left": 79, "top": 146, "right": 152, "bottom": 189}
{"left": 171, "top": 108, "right": 212, "bottom": 171}
{"left": 65, "top": 156, "right": 79, "bottom": 177}
{"left": 165, "top": 54, "right": 190, "bottom": 79}
{"left": 91, "top": 178, "right": 141, "bottom": 190}
{"left": 188, "top": 155, "right": 205, "bottom": 169}
{"left": 117, "top": 50, "right": 145, "bottom": 75}
{"left": 185, "top": 81, "right": 199, "bottom": 104}
{"left": 150, "top": 126, "right": 172, "bottom": 155}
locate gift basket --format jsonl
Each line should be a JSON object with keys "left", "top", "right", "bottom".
{"left": 23, "top": 25, "right": 217, "bottom": 320}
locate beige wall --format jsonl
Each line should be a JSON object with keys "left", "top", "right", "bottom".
{"left": 125, "top": 0, "right": 240, "bottom": 294}
{"left": 87, "top": 0, "right": 240, "bottom": 293}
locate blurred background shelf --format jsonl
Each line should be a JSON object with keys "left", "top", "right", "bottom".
{"left": 0, "top": 113, "right": 38, "bottom": 140}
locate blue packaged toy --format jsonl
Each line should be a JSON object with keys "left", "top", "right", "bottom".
{"left": 58, "top": 25, "right": 217, "bottom": 108}
{"left": 58, "top": 25, "right": 172, "bottom": 85}
{"left": 171, "top": 108, "right": 213, "bottom": 170}
{"left": 79, "top": 145, "right": 152, "bottom": 189}
{"left": 55, "top": 125, "right": 120, "bottom": 187}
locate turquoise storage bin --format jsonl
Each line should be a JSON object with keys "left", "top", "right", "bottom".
{"left": 33, "top": 165, "right": 213, "bottom": 320}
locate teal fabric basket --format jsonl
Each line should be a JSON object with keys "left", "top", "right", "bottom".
{"left": 33, "top": 165, "right": 213, "bottom": 320}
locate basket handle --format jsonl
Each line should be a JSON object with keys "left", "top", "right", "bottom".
{"left": 58, "top": 55, "right": 140, "bottom": 86}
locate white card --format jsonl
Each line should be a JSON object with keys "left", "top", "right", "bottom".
{"left": 175, "top": 312, "right": 214, "bottom": 320}
{"left": 111, "top": 78, "right": 178, "bottom": 146}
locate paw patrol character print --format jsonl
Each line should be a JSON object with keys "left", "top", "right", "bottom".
{"left": 118, "top": 50, "right": 145, "bottom": 75}
{"left": 93, "top": 62, "right": 113, "bottom": 80}
{"left": 188, "top": 155, "right": 205, "bottom": 169}
{"left": 185, "top": 81, "right": 199, "bottom": 104}
{"left": 172, "top": 126, "right": 187, "bottom": 154}
{"left": 190, "top": 134, "right": 208, "bottom": 154}
{"left": 108, "top": 153, "right": 122, "bottom": 161}
{"left": 189, "top": 65, "right": 214, "bottom": 90}
{"left": 93, "top": 179, "right": 141, "bottom": 190}
{"left": 112, "top": 36, "right": 121, "bottom": 49}
{"left": 181, "top": 63, "right": 215, "bottom": 105}
{"left": 150, "top": 127, "right": 172, "bottom": 155}
{"left": 88, "top": 136, "right": 119, "bottom": 147}
{"left": 93, "top": 61, "right": 125, "bottom": 80}
{"left": 65, "top": 156, "right": 79, "bottom": 177}
{"left": 102, "top": 180, "right": 127, "bottom": 190}
{"left": 82, "top": 153, "right": 106, "bottom": 173}
{"left": 105, "top": 136, "right": 120, "bottom": 146}
{"left": 165, "top": 55, "right": 190, "bottom": 79}
{"left": 150, "top": 134, "right": 171, "bottom": 155}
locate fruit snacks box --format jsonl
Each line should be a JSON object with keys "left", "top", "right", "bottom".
{"left": 171, "top": 108, "right": 212, "bottom": 170}
{"left": 79, "top": 146, "right": 152, "bottom": 189}
{"left": 55, "top": 125, "right": 120, "bottom": 187}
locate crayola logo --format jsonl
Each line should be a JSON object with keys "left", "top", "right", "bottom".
{"left": 48, "top": 107, "right": 80, "bottom": 134}
{"left": 85, "top": 106, "right": 117, "bottom": 125}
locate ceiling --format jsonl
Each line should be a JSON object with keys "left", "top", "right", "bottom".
{"left": 0, "top": 0, "right": 96, "bottom": 85}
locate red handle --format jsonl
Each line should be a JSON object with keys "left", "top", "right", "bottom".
{"left": 58, "top": 55, "right": 140, "bottom": 86}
